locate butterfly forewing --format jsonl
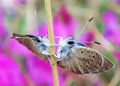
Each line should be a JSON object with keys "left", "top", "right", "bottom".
{"left": 58, "top": 46, "right": 113, "bottom": 74}
{"left": 12, "top": 33, "right": 48, "bottom": 60}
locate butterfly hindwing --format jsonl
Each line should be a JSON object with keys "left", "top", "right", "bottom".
{"left": 58, "top": 46, "right": 113, "bottom": 74}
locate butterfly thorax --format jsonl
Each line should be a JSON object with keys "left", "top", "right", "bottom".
{"left": 57, "top": 37, "right": 76, "bottom": 58}
{"left": 34, "top": 36, "right": 50, "bottom": 55}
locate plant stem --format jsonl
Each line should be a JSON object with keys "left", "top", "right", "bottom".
{"left": 108, "top": 67, "right": 120, "bottom": 86}
{"left": 44, "top": 0, "right": 59, "bottom": 86}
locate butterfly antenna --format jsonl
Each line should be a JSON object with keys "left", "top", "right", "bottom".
{"left": 34, "top": 10, "right": 39, "bottom": 35}
{"left": 75, "top": 17, "right": 94, "bottom": 40}
{"left": 94, "top": 41, "right": 101, "bottom": 45}
{"left": 80, "top": 41, "right": 101, "bottom": 45}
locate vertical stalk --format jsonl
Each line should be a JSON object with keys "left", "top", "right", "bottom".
{"left": 26, "top": 0, "right": 36, "bottom": 33}
{"left": 44, "top": 0, "right": 59, "bottom": 86}
{"left": 108, "top": 67, "right": 120, "bottom": 86}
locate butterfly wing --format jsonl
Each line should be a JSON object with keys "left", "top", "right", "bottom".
{"left": 12, "top": 33, "right": 48, "bottom": 60}
{"left": 57, "top": 46, "right": 113, "bottom": 74}
{"left": 93, "top": 57, "right": 113, "bottom": 73}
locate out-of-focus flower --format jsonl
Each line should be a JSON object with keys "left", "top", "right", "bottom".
{"left": 15, "top": 0, "right": 26, "bottom": 4}
{"left": 0, "top": 53, "right": 26, "bottom": 85}
{"left": 79, "top": 31, "right": 95, "bottom": 41}
{"left": 25, "top": 56, "right": 53, "bottom": 85}
{"left": 114, "top": 51, "right": 120, "bottom": 65}
{"left": 23, "top": 55, "right": 64, "bottom": 86}
{"left": 0, "top": 9, "right": 8, "bottom": 51}
{"left": 92, "top": 79, "right": 101, "bottom": 86}
{"left": 38, "top": 5, "right": 79, "bottom": 43}
{"left": 114, "top": 0, "right": 120, "bottom": 4}
{"left": 78, "top": 31, "right": 95, "bottom": 47}
{"left": 8, "top": 38, "right": 33, "bottom": 57}
{"left": 103, "top": 11, "right": 120, "bottom": 46}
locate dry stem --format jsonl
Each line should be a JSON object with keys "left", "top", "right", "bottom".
{"left": 44, "top": 0, "right": 59, "bottom": 86}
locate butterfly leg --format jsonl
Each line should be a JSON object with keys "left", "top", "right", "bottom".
{"left": 46, "top": 56, "right": 53, "bottom": 65}
{"left": 42, "top": 52, "right": 58, "bottom": 65}
{"left": 45, "top": 56, "right": 56, "bottom": 65}
{"left": 47, "top": 57, "right": 58, "bottom": 65}
{"left": 79, "top": 41, "right": 101, "bottom": 45}
{"left": 53, "top": 52, "right": 67, "bottom": 65}
{"left": 47, "top": 54, "right": 65, "bottom": 65}
{"left": 47, "top": 57, "right": 65, "bottom": 65}
{"left": 49, "top": 54, "right": 57, "bottom": 58}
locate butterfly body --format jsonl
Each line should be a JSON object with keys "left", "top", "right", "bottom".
{"left": 34, "top": 36, "right": 50, "bottom": 55}
{"left": 57, "top": 37, "right": 113, "bottom": 74}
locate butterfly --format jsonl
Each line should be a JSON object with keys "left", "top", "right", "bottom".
{"left": 57, "top": 37, "right": 113, "bottom": 74}
{"left": 57, "top": 17, "right": 114, "bottom": 74}
{"left": 11, "top": 33, "right": 51, "bottom": 60}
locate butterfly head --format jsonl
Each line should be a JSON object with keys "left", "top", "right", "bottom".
{"left": 35, "top": 36, "right": 44, "bottom": 42}
{"left": 65, "top": 37, "right": 75, "bottom": 45}
{"left": 58, "top": 37, "right": 76, "bottom": 47}
{"left": 35, "top": 36, "right": 50, "bottom": 46}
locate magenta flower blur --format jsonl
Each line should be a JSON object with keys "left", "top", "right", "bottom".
{"left": 103, "top": 11, "right": 120, "bottom": 46}
{"left": 78, "top": 31, "right": 95, "bottom": 47}
{"left": 8, "top": 38, "right": 33, "bottom": 57}
{"left": 79, "top": 31, "right": 95, "bottom": 41}
{"left": 24, "top": 55, "right": 64, "bottom": 86}
{"left": 114, "top": 51, "right": 120, "bottom": 65}
{"left": 0, "top": 53, "right": 25, "bottom": 85}
{"left": 38, "top": 5, "right": 79, "bottom": 41}
{"left": 26, "top": 56, "right": 53, "bottom": 85}
{"left": 93, "top": 79, "right": 101, "bottom": 86}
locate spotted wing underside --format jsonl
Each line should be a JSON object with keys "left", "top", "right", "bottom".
{"left": 58, "top": 46, "right": 113, "bottom": 74}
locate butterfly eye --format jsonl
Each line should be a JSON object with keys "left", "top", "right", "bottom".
{"left": 35, "top": 36, "right": 43, "bottom": 42}
{"left": 36, "top": 39, "right": 41, "bottom": 42}
{"left": 35, "top": 37, "right": 41, "bottom": 42}
{"left": 67, "top": 41, "right": 75, "bottom": 45}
